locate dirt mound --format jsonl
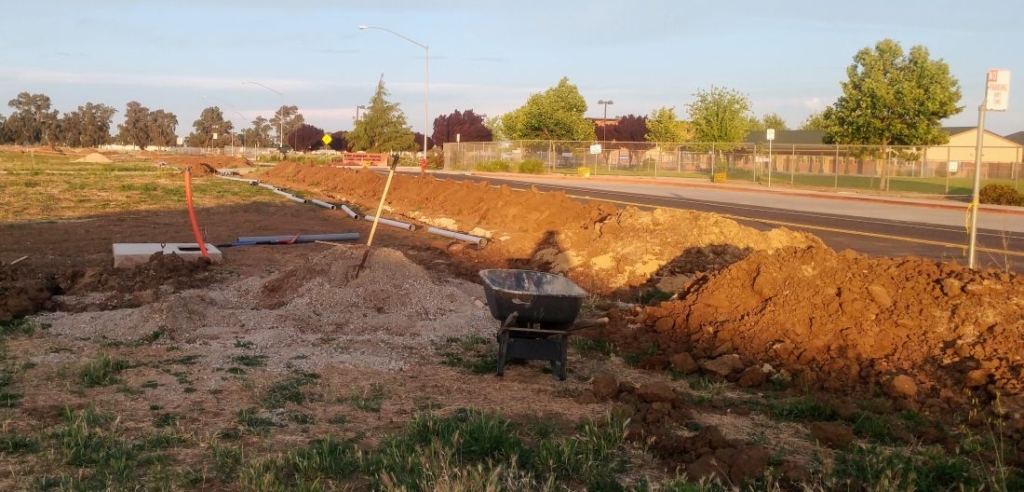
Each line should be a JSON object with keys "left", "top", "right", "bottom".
{"left": 0, "top": 268, "right": 63, "bottom": 320}
{"left": 73, "top": 152, "right": 112, "bottom": 163}
{"left": 42, "top": 247, "right": 495, "bottom": 372}
{"left": 70, "top": 251, "right": 214, "bottom": 295}
{"left": 155, "top": 154, "right": 252, "bottom": 171}
{"left": 636, "top": 246, "right": 1024, "bottom": 408}
{"left": 262, "top": 164, "right": 823, "bottom": 293}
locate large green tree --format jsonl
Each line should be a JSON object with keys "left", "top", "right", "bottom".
{"left": 241, "top": 116, "right": 273, "bottom": 148}
{"left": 800, "top": 111, "right": 829, "bottom": 131}
{"left": 58, "top": 102, "right": 117, "bottom": 147}
{"left": 269, "top": 105, "right": 304, "bottom": 149}
{"left": 500, "top": 77, "right": 595, "bottom": 141}
{"left": 686, "top": 86, "right": 753, "bottom": 148}
{"left": 645, "top": 107, "right": 693, "bottom": 144}
{"left": 348, "top": 75, "right": 416, "bottom": 152}
{"left": 148, "top": 110, "right": 178, "bottom": 147}
{"left": 5, "top": 92, "right": 59, "bottom": 145}
{"left": 821, "top": 39, "right": 962, "bottom": 188}
{"left": 186, "top": 106, "right": 234, "bottom": 148}
{"left": 759, "top": 112, "right": 789, "bottom": 131}
{"left": 117, "top": 101, "right": 152, "bottom": 149}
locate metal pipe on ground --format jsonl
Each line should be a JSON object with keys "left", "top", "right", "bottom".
{"left": 309, "top": 199, "right": 336, "bottom": 209}
{"left": 340, "top": 204, "right": 360, "bottom": 219}
{"left": 362, "top": 215, "right": 417, "bottom": 231}
{"left": 237, "top": 233, "right": 360, "bottom": 244}
{"left": 427, "top": 227, "right": 488, "bottom": 247}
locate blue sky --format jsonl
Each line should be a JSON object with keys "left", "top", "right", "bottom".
{"left": 2, "top": 0, "right": 1023, "bottom": 138}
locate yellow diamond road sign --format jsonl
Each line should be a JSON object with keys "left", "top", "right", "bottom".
{"left": 321, "top": 134, "right": 332, "bottom": 145}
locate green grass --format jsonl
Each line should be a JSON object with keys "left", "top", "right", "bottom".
{"left": 78, "top": 354, "right": 130, "bottom": 387}
{"left": 346, "top": 382, "right": 387, "bottom": 413}
{"left": 231, "top": 354, "right": 268, "bottom": 367}
{"left": 261, "top": 371, "right": 320, "bottom": 409}
{"left": 437, "top": 335, "right": 496, "bottom": 375}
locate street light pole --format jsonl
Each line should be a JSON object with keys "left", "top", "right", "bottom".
{"left": 359, "top": 25, "right": 429, "bottom": 166}
{"left": 356, "top": 104, "right": 366, "bottom": 122}
{"left": 597, "top": 100, "right": 614, "bottom": 142}
{"left": 243, "top": 81, "right": 284, "bottom": 150}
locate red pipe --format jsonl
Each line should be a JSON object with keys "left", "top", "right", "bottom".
{"left": 184, "top": 169, "right": 210, "bottom": 258}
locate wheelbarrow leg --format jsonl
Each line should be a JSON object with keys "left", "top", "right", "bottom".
{"left": 550, "top": 334, "right": 568, "bottom": 381}
{"left": 496, "top": 330, "right": 509, "bottom": 377}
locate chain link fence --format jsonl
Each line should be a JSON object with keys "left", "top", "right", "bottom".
{"left": 443, "top": 141, "right": 1023, "bottom": 197}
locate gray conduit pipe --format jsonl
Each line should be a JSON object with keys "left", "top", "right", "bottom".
{"left": 215, "top": 175, "right": 258, "bottom": 185}
{"left": 427, "top": 227, "right": 488, "bottom": 247}
{"left": 340, "top": 204, "right": 360, "bottom": 219}
{"left": 310, "top": 199, "right": 336, "bottom": 209}
{"left": 238, "top": 233, "right": 360, "bottom": 243}
{"left": 362, "top": 215, "right": 417, "bottom": 231}
{"left": 257, "top": 183, "right": 278, "bottom": 190}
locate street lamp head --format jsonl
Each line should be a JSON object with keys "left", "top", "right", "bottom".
{"left": 359, "top": 25, "right": 369, "bottom": 30}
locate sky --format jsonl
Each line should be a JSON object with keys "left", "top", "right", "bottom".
{"left": 2, "top": 0, "right": 1024, "bottom": 139}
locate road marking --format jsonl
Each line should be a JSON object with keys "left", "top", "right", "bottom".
{"left": 567, "top": 193, "right": 1024, "bottom": 259}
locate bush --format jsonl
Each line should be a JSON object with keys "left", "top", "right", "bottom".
{"left": 979, "top": 184, "right": 1024, "bottom": 207}
{"left": 474, "top": 160, "right": 511, "bottom": 172}
{"left": 516, "top": 159, "right": 545, "bottom": 174}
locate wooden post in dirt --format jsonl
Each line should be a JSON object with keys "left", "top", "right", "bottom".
{"left": 355, "top": 153, "right": 400, "bottom": 276}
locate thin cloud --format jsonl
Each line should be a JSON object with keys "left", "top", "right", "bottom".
{"left": 0, "top": 68, "right": 332, "bottom": 92}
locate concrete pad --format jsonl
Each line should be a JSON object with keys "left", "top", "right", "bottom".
{"left": 112, "top": 243, "right": 223, "bottom": 268}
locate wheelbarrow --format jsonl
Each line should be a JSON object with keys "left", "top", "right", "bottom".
{"left": 478, "top": 269, "right": 590, "bottom": 380}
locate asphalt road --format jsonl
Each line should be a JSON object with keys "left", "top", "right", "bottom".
{"left": 427, "top": 172, "right": 1024, "bottom": 271}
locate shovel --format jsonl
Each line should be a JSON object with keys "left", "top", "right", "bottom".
{"left": 352, "top": 153, "right": 400, "bottom": 278}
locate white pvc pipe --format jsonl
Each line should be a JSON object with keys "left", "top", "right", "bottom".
{"left": 310, "top": 199, "right": 336, "bottom": 209}
{"left": 340, "top": 204, "right": 360, "bottom": 219}
{"left": 215, "top": 175, "right": 257, "bottom": 185}
{"left": 257, "top": 183, "right": 278, "bottom": 190}
{"left": 363, "top": 214, "right": 417, "bottom": 231}
{"left": 427, "top": 227, "right": 488, "bottom": 247}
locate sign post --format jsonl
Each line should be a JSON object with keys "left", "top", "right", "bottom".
{"left": 766, "top": 129, "right": 775, "bottom": 187}
{"left": 968, "top": 69, "right": 1011, "bottom": 268}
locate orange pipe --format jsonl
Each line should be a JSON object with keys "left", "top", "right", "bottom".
{"left": 184, "top": 169, "right": 210, "bottom": 258}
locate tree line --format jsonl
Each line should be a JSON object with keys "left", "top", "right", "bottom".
{"left": 0, "top": 38, "right": 961, "bottom": 161}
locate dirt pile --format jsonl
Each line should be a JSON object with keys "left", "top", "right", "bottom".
{"left": 73, "top": 152, "right": 113, "bottom": 163}
{"left": 262, "top": 164, "right": 823, "bottom": 292}
{"left": 635, "top": 246, "right": 1024, "bottom": 409}
{"left": 154, "top": 154, "right": 252, "bottom": 171}
{"left": 42, "top": 246, "right": 495, "bottom": 373}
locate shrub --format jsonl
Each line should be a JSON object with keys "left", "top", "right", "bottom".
{"left": 979, "top": 184, "right": 1024, "bottom": 207}
{"left": 474, "top": 160, "right": 511, "bottom": 172}
{"left": 516, "top": 159, "right": 545, "bottom": 174}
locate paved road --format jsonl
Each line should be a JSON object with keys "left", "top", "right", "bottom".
{"left": 425, "top": 171, "right": 1024, "bottom": 271}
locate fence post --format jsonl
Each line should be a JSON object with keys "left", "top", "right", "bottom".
{"left": 791, "top": 144, "right": 795, "bottom": 185}
{"left": 834, "top": 145, "right": 839, "bottom": 189}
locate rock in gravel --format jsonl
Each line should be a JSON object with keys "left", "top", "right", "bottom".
{"left": 867, "top": 283, "right": 893, "bottom": 308}
{"left": 669, "top": 352, "right": 700, "bottom": 374}
{"left": 636, "top": 381, "right": 677, "bottom": 403}
{"left": 591, "top": 373, "right": 619, "bottom": 400}
{"left": 964, "top": 369, "right": 990, "bottom": 388}
{"left": 701, "top": 354, "right": 744, "bottom": 377}
{"left": 809, "top": 421, "right": 854, "bottom": 449}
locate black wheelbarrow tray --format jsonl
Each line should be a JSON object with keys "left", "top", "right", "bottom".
{"left": 478, "top": 269, "right": 590, "bottom": 380}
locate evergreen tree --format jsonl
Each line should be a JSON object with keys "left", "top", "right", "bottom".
{"left": 347, "top": 76, "right": 416, "bottom": 152}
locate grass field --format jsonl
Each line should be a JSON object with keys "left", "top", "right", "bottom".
{"left": 0, "top": 151, "right": 278, "bottom": 223}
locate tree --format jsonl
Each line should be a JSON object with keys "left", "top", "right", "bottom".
{"left": 347, "top": 75, "right": 416, "bottom": 152}
{"left": 287, "top": 123, "right": 327, "bottom": 152}
{"left": 117, "top": 101, "right": 152, "bottom": 149}
{"left": 686, "top": 86, "right": 753, "bottom": 148}
{"left": 800, "top": 111, "right": 829, "bottom": 131}
{"left": 500, "top": 77, "right": 595, "bottom": 141}
{"left": 820, "top": 39, "right": 963, "bottom": 189}
{"left": 270, "top": 105, "right": 304, "bottom": 149}
{"left": 327, "top": 130, "right": 349, "bottom": 152}
{"left": 0, "top": 112, "right": 7, "bottom": 143}
{"left": 5, "top": 92, "right": 59, "bottom": 145}
{"left": 413, "top": 132, "right": 435, "bottom": 151}
{"left": 432, "top": 109, "right": 492, "bottom": 148}
{"left": 760, "top": 113, "right": 788, "bottom": 131}
{"left": 186, "top": 106, "right": 234, "bottom": 148}
{"left": 64, "top": 104, "right": 117, "bottom": 147}
{"left": 645, "top": 107, "right": 693, "bottom": 143}
{"left": 148, "top": 110, "right": 179, "bottom": 147}
{"left": 604, "top": 114, "right": 649, "bottom": 166}
{"left": 241, "top": 116, "right": 273, "bottom": 148}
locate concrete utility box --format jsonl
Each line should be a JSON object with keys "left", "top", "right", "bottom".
{"left": 112, "top": 243, "right": 223, "bottom": 268}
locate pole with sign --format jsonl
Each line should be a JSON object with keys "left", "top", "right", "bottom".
{"left": 968, "top": 69, "right": 1011, "bottom": 268}
{"left": 766, "top": 128, "right": 775, "bottom": 187}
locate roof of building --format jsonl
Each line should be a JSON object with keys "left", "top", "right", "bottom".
{"left": 1004, "top": 131, "right": 1024, "bottom": 146}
